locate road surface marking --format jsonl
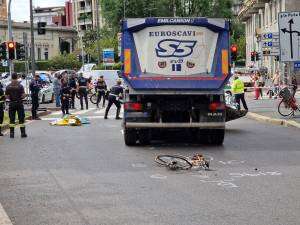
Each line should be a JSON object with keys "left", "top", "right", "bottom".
{"left": 0, "top": 203, "right": 13, "bottom": 225}
{"left": 75, "top": 108, "right": 96, "bottom": 115}
{"left": 94, "top": 108, "right": 106, "bottom": 114}
{"left": 41, "top": 115, "right": 105, "bottom": 121}
{"left": 150, "top": 174, "right": 167, "bottom": 179}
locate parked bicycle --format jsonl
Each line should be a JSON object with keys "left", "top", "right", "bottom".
{"left": 277, "top": 87, "right": 299, "bottom": 117}
{"left": 155, "top": 154, "right": 210, "bottom": 171}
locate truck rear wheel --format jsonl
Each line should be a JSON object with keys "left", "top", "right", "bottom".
{"left": 124, "top": 128, "right": 138, "bottom": 146}
{"left": 198, "top": 129, "right": 225, "bottom": 145}
{"left": 139, "top": 129, "right": 151, "bottom": 145}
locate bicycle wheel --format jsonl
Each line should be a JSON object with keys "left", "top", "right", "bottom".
{"left": 278, "top": 99, "right": 294, "bottom": 117}
{"left": 155, "top": 155, "right": 192, "bottom": 170}
{"left": 90, "top": 94, "right": 98, "bottom": 104}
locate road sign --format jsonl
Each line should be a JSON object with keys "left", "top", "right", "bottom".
{"left": 103, "top": 48, "right": 115, "bottom": 66}
{"left": 1, "top": 60, "right": 8, "bottom": 67}
{"left": 279, "top": 12, "right": 300, "bottom": 61}
{"left": 294, "top": 61, "right": 300, "bottom": 70}
{"left": 261, "top": 32, "right": 279, "bottom": 56}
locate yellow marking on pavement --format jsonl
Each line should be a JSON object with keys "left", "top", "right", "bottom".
{"left": 0, "top": 203, "right": 13, "bottom": 225}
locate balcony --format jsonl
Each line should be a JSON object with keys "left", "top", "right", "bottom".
{"left": 78, "top": 18, "right": 93, "bottom": 26}
{"left": 238, "top": 0, "right": 269, "bottom": 21}
{"left": 78, "top": 6, "right": 92, "bottom": 13}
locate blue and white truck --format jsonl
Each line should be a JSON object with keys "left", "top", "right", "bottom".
{"left": 121, "top": 18, "right": 232, "bottom": 145}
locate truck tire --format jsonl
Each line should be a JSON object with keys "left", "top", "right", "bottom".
{"left": 124, "top": 128, "right": 137, "bottom": 146}
{"left": 208, "top": 129, "right": 225, "bottom": 145}
{"left": 198, "top": 129, "right": 225, "bottom": 145}
{"left": 139, "top": 129, "right": 151, "bottom": 145}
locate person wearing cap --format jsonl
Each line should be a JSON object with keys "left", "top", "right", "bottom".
{"left": 77, "top": 73, "right": 89, "bottom": 110}
{"left": 104, "top": 79, "right": 124, "bottom": 119}
{"left": 0, "top": 81, "right": 5, "bottom": 136}
{"left": 5, "top": 73, "right": 27, "bottom": 138}
{"left": 29, "top": 74, "right": 42, "bottom": 120}
{"left": 95, "top": 75, "right": 107, "bottom": 108}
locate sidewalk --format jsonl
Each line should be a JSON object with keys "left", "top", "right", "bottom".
{"left": 245, "top": 91, "right": 300, "bottom": 129}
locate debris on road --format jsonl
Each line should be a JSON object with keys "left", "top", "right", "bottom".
{"left": 50, "top": 115, "right": 90, "bottom": 126}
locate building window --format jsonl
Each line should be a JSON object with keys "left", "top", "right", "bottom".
{"left": 44, "top": 48, "right": 49, "bottom": 60}
{"left": 37, "top": 48, "right": 41, "bottom": 60}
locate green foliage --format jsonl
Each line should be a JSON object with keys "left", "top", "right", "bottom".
{"left": 49, "top": 53, "right": 82, "bottom": 70}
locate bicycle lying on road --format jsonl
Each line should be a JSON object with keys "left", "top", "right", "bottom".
{"left": 277, "top": 87, "right": 299, "bottom": 117}
{"left": 155, "top": 154, "right": 210, "bottom": 171}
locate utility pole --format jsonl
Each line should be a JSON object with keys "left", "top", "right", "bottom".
{"left": 123, "top": 0, "right": 126, "bottom": 18}
{"left": 7, "top": 0, "right": 13, "bottom": 75}
{"left": 29, "top": 0, "right": 36, "bottom": 76}
{"left": 96, "top": 0, "right": 101, "bottom": 65}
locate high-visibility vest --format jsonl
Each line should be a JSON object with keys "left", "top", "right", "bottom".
{"left": 232, "top": 79, "right": 245, "bottom": 94}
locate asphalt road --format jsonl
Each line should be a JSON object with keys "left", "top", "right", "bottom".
{"left": 0, "top": 107, "right": 300, "bottom": 225}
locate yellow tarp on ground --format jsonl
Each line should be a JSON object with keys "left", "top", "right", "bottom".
{"left": 50, "top": 115, "right": 90, "bottom": 126}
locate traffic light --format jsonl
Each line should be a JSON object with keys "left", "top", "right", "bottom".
{"left": 0, "top": 42, "right": 7, "bottom": 60}
{"left": 251, "top": 51, "right": 256, "bottom": 61}
{"left": 231, "top": 44, "right": 238, "bottom": 62}
{"left": 16, "top": 42, "right": 26, "bottom": 60}
{"left": 256, "top": 52, "right": 261, "bottom": 61}
{"left": 7, "top": 41, "right": 16, "bottom": 60}
{"left": 37, "top": 22, "right": 46, "bottom": 35}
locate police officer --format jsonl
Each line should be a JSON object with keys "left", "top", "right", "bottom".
{"left": 60, "top": 78, "right": 71, "bottom": 116}
{"left": 29, "top": 74, "right": 41, "bottom": 120}
{"left": 68, "top": 74, "right": 77, "bottom": 109}
{"left": 5, "top": 73, "right": 27, "bottom": 138}
{"left": 0, "top": 82, "right": 5, "bottom": 136}
{"left": 104, "top": 79, "right": 123, "bottom": 120}
{"left": 77, "top": 73, "right": 89, "bottom": 110}
{"left": 95, "top": 76, "right": 107, "bottom": 108}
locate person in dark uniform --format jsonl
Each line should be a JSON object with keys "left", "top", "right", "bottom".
{"left": 60, "top": 78, "right": 71, "bottom": 116}
{"left": 0, "top": 82, "right": 5, "bottom": 136}
{"left": 68, "top": 74, "right": 77, "bottom": 109}
{"left": 104, "top": 79, "right": 123, "bottom": 120}
{"left": 95, "top": 76, "right": 107, "bottom": 108}
{"left": 29, "top": 74, "right": 41, "bottom": 120}
{"left": 77, "top": 73, "right": 88, "bottom": 110}
{"left": 5, "top": 73, "right": 27, "bottom": 138}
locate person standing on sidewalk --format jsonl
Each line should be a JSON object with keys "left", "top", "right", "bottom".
{"left": 232, "top": 75, "right": 248, "bottom": 111}
{"left": 5, "top": 73, "right": 27, "bottom": 138}
{"left": 29, "top": 74, "right": 41, "bottom": 120}
{"left": 53, "top": 74, "right": 62, "bottom": 107}
{"left": 0, "top": 82, "right": 5, "bottom": 136}
{"left": 272, "top": 70, "right": 280, "bottom": 98}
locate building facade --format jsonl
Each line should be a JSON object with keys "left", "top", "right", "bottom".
{"left": 0, "top": 0, "right": 7, "bottom": 21}
{"left": 0, "top": 21, "right": 77, "bottom": 61}
{"left": 33, "top": 1, "right": 73, "bottom": 27}
{"left": 72, "top": 0, "right": 104, "bottom": 33}
{"left": 238, "top": 0, "right": 300, "bottom": 76}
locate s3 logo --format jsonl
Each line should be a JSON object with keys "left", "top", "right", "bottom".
{"left": 155, "top": 39, "right": 197, "bottom": 58}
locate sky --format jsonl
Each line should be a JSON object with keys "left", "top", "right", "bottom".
{"left": 11, "top": 0, "right": 66, "bottom": 22}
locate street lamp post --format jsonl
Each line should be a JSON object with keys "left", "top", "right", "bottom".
{"left": 96, "top": 0, "right": 101, "bottom": 65}
{"left": 29, "top": 0, "right": 36, "bottom": 76}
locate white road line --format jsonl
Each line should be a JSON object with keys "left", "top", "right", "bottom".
{"left": 94, "top": 108, "right": 106, "bottom": 114}
{"left": 42, "top": 115, "right": 105, "bottom": 121}
{"left": 75, "top": 108, "right": 96, "bottom": 115}
{"left": 0, "top": 203, "right": 13, "bottom": 225}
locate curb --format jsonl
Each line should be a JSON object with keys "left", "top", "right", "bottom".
{"left": 246, "top": 112, "right": 300, "bottom": 129}
{"left": 1, "top": 111, "right": 51, "bottom": 131}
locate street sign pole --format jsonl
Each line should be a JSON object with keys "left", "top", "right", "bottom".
{"left": 7, "top": 0, "right": 14, "bottom": 75}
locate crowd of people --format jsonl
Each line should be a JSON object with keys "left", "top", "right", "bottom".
{"left": 0, "top": 71, "right": 124, "bottom": 138}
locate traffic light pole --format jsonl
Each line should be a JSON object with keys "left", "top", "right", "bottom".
{"left": 7, "top": 0, "right": 13, "bottom": 75}
{"left": 29, "top": 0, "right": 36, "bottom": 76}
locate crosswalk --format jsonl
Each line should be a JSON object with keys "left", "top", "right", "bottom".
{"left": 43, "top": 107, "right": 123, "bottom": 121}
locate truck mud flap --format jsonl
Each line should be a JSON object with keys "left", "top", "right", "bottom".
{"left": 225, "top": 106, "right": 247, "bottom": 122}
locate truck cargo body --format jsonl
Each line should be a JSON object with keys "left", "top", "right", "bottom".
{"left": 121, "top": 18, "right": 231, "bottom": 145}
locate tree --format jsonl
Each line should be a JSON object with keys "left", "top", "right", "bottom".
{"left": 49, "top": 53, "right": 82, "bottom": 70}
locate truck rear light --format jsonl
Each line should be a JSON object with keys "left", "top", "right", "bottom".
{"left": 209, "top": 102, "right": 225, "bottom": 112}
{"left": 124, "top": 49, "right": 131, "bottom": 75}
{"left": 124, "top": 102, "right": 143, "bottom": 111}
